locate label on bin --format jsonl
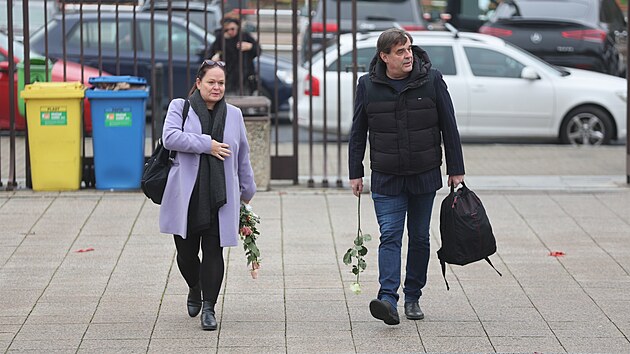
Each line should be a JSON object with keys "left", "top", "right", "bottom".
{"left": 40, "top": 106, "right": 68, "bottom": 126}
{"left": 105, "top": 107, "right": 132, "bottom": 127}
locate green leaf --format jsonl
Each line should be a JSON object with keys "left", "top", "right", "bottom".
{"left": 352, "top": 266, "right": 359, "bottom": 275}
{"left": 358, "top": 247, "right": 367, "bottom": 256}
{"left": 350, "top": 249, "right": 358, "bottom": 257}
{"left": 354, "top": 237, "right": 363, "bottom": 246}
{"left": 358, "top": 259, "right": 367, "bottom": 270}
{"left": 343, "top": 252, "right": 352, "bottom": 265}
{"left": 363, "top": 234, "right": 372, "bottom": 242}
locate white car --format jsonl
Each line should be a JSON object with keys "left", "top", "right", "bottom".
{"left": 292, "top": 30, "right": 627, "bottom": 145}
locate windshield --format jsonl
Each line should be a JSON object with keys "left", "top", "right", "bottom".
{"left": 305, "top": 42, "right": 338, "bottom": 68}
{"left": 317, "top": 0, "right": 418, "bottom": 22}
{"left": 0, "top": 32, "right": 43, "bottom": 61}
{"left": 503, "top": 41, "right": 565, "bottom": 76}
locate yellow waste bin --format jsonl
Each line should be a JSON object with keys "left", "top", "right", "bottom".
{"left": 21, "top": 82, "right": 84, "bottom": 191}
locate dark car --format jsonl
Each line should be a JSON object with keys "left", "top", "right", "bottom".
{"left": 29, "top": 12, "right": 292, "bottom": 112}
{"left": 301, "top": 0, "right": 427, "bottom": 63}
{"left": 479, "top": 0, "right": 627, "bottom": 77}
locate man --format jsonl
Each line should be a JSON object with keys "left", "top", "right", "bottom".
{"left": 208, "top": 17, "right": 261, "bottom": 95}
{"left": 348, "top": 28, "right": 465, "bottom": 325}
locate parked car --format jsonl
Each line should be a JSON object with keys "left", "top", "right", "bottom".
{"left": 30, "top": 12, "right": 292, "bottom": 113}
{"left": 139, "top": 0, "right": 222, "bottom": 34}
{"left": 479, "top": 0, "right": 627, "bottom": 77}
{"left": 292, "top": 31, "right": 627, "bottom": 145}
{"left": 301, "top": 0, "right": 427, "bottom": 63}
{"left": 0, "top": 32, "right": 105, "bottom": 133}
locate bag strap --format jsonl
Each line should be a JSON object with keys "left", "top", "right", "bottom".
{"left": 168, "top": 100, "right": 190, "bottom": 159}
{"left": 485, "top": 257, "right": 503, "bottom": 277}
{"left": 440, "top": 260, "right": 450, "bottom": 291}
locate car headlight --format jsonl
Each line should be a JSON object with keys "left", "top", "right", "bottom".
{"left": 276, "top": 69, "right": 293, "bottom": 85}
{"left": 616, "top": 90, "right": 627, "bottom": 102}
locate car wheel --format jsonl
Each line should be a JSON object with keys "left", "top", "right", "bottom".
{"left": 559, "top": 106, "right": 613, "bottom": 146}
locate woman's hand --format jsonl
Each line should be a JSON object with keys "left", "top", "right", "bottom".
{"left": 237, "top": 41, "right": 253, "bottom": 51}
{"left": 210, "top": 139, "right": 231, "bottom": 161}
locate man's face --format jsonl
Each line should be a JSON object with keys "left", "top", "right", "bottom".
{"left": 379, "top": 36, "right": 413, "bottom": 79}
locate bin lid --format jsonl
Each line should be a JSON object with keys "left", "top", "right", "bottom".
{"left": 20, "top": 82, "right": 85, "bottom": 99}
{"left": 16, "top": 57, "right": 51, "bottom": 68}
{"left": 88, "top": 75, "right": 147, "bottom": 85}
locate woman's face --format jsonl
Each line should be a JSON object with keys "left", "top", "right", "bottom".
{"left": 196, "top": 66, "right": 225, "bottom": 108}
{"left": 223, "top": 22, "right": 239, "bottom": 39}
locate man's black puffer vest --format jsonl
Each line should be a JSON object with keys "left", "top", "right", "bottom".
{"left": 364, "top": 46, "right": 443, "bottom": 176}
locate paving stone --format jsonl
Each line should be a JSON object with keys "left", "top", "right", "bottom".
{"left": 421, "top": 336, "right": 494, "bottom": 353}
{"left": 558, "top": 336, "right": 630, "bottom": 353}
{"left": 77, "top": 338, "right": 149, "bottom": 352}
{"left": 7, "top": 339, "right": 80, "bottom": 352}
{"left": 490, "top": 335, "right": 565, "bottom": 353}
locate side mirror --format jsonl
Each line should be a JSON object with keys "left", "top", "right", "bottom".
{"left": 521, "top": 66, "right": 540, "bottom": 80}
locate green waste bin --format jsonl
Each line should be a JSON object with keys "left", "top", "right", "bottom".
{"left": 17, "top": 58, "right": 53, "bottom": 116}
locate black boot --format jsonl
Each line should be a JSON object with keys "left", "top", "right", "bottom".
{"left": 187, "top": 284, "right": 202, "bottom": 317}
{"left": 201, "top": 301, "right": 217, "bottom": 331}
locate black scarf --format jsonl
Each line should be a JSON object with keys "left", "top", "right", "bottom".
{"left": 187, "top": 89, "right": 227, "bottom": 235}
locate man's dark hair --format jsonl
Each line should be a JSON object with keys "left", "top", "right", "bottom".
{"left": 376, "top": 28, "right": 413, "bottom": 58}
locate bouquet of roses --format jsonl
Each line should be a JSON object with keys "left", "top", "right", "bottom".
{"left": 343, "top": 194, "right": 371, "bottom": 295}
{"left": 239, "top": 202, "right": 261, "bottom": 279}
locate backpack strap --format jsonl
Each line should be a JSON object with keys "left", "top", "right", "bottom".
{"left": 440, "top": 260, "right": 450, "bottom": 291}
{"left": 485, "top": 257, "right": 503, "bottom": 277}
{"left": 168, "top": 100, "right": 189, "bottom": 159}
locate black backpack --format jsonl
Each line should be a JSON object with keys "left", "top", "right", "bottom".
{"left": 437, "top": 182, "right": 501, "bottom": 290}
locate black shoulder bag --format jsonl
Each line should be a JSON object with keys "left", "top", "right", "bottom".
{"left": 141, "top": 100, "right": 189, "bottom": 204}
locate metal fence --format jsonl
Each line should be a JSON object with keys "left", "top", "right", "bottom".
{"left": 0, "top": 0, "right": 370, "bottom": 190}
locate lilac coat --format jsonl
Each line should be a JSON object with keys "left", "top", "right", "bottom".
{"left": 159, "top": 98, "right": 256, "bottom": 247}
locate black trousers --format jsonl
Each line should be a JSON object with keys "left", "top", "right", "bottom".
{"left": 173, "top": 222, "right": 224, "bottom": 305}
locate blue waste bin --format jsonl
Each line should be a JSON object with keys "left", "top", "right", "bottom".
{"left": 85, "top": 76, "right": 149, "bottom": 190}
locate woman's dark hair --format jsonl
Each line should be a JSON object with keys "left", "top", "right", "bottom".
{"left": 188, "top": 60, "right": 227, "bottom": 96}
{"left": 376, "top": 28, "right": 413, "bottom": 62}
{"left": 222, "top": 17, "right": 240, "bottom": 27}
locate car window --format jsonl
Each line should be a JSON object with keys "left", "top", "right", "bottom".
{"left": 327, "top": 47, "right": 374, "bottom": 72}
{"left": 464, "top": 47, "right": 524, "bottom": 78}
{"left": 422, "top": 45, "right": 456, "bottom": 75}
{"left": 138, "top": 21, "right": 204, "bottom": 55}
{"left": 317, "top": 0, "right": 418, "bottom": 22}
{"left": 494, "top": 0, "right": 597, "bottom": 24}
{"left": 68, "top": 20, "right": 134, "bottom": 52}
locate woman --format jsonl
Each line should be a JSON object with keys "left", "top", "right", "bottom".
{"left": 208, "top": 17, "right": 260, "bottom": 95}
{"left": 159, "top": 59, "right": 256, "bottom": 331}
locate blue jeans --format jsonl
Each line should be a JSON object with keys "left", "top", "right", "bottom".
{"left": 372, "top": 191, "right": 436, "bottom": 307}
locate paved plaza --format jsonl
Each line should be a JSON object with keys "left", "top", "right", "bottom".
{"left": 1, "top": 143, "right": 630, "bottom": 353}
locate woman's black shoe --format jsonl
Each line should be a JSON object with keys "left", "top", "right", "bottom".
{"left": 201, "top": 301, "right": 217, "bottom": 331}
{"left": 187, "top": 284, "right": 202, "bottom": 317}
